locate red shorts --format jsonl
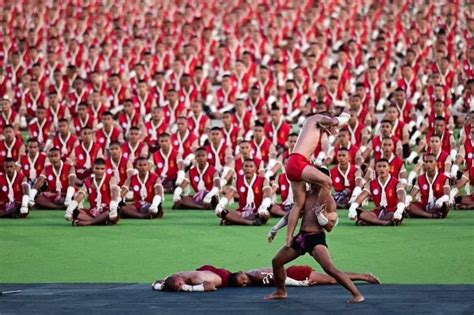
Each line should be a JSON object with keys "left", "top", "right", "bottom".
{"left": 286, "top": 265, "right": 314, "bottom": 281}
{"left": 196, "top": 265, "right": 232, "bottom": 287}
{"left": 285, "top": 153, "right": 311, "bottom": 182}
{"left": 371, "top": 207, "right": 395, "bottom": 219}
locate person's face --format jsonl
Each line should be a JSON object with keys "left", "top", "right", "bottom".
{"left": 338, "top": 131, "right": 349, "bottom": 144}
{"left": 4, "top": 128, "right": 14, "bottom": 140}
{"left": 168, "top": 91, "right": 177, "bottom": 102}
{"left": 78, "top": 106, "right": 88, "bottom": 116}
{"left": 387, "top": 108, "right": 398, "bottom": 119}
{"left": 30, "top": 82, "right": 39, "bottom": 93}
{"left": 254, "top": 127, "right": 264, "bottom": 139}
{"left": 59, "top": 121, "right": 68, "bottom": 134}
{"left": 37, "top": 109, "right": 46, "bottom": 120}
{"left": 243, "top": 161, "right": 256, "bottom": 177}
{"left": 137, "top": 159, "right": 149, "bottom": 174}
{"left": 380, "top": 122, "right": 392, "bottom": 136}
{"left": 195, "top": 150, "right": 207, "bottom": 164}
{"left": 423, "top": 156, "right": 436, "bottom": 173}
{"left": 430, "top": 137, "right": 441, "bottom": 151}
{"left": 191, "top": 102, "right": 201, "bottom": 113}
{"left": 124, "top": 102, "right": 134, "bottom": 113}
{"left": 234, "top": 272, "right": 251, "bottom": 287}
{"left": 223, "top": 113, "right": 232, "bottom": 125}
{"left": 48, "top": 151, "right": 60, "bottom": 164}
{"left": 210, "top": 130, "right": 221, "bottom": 143}
{"left": 328, "top": 79, "right": 337, "bottom": 91}
{"left": 271, "top": 110, "right": 280, "bottom": 122}
{"left": 395, "top": 91, "right": 405, "bottom": 103}
{"left": 93, "top": 164, "right": 106, "bottom": 178}
{"left": 376, "top": 162, "right": 389, "bottom": 177}
{"left": 239, "top": 142, "right": 251, "bottom": 157}
{"left": 382, "top": 139, "right": 394, "bottom": 154}
{"left": 159, "top": 136, "right": 170, "bottom": 149}
{"left": 4, "top": 161, "right": 15, "bottom": 175}
{"left": 337, "top": 151, "right": 349, "bottom": 165}
{"left": 287, "top": 136, "right": 297, "bottom": 150}
{"left": 177, "top": 119, "right": 187, "bottom": 132}
{"left": 1, "top": 100, "right": 11, "bottom": 111}
{"left": 434, "top": 102, "right": 444, "bottom": 113}
{"left": 82, "top": 129, "right": 93, "bottom": 142}
{"left": 350, "top": 96, "right": 361, "bottom": 107}
{"left": 109, "top": 144, "right": 121, "bottom": 158}
{"left": 434, "top": 120, "right": 445, "bottom": 134}
{"left": 28, "top": 141, "right": 39, "bottom": 154}
{"left": 129, "top": 129, "right": 140, "bottom": 141}
{"left": 138, "top": 83, "right": 147, "bottom": 94}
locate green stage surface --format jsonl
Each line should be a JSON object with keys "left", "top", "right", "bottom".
{"left": 1, "top": 199, "right": 473, "bottom": 285}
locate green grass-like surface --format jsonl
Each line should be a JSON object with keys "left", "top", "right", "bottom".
{"left": 1, "top": 198, "right": 473, "bottom": 284}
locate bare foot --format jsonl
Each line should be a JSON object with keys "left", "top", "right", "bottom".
{"left": 367, "top": 273, "right": 382, "bottom": 284}
{"left": 347, "top": 295, "right": 365, "bottom": 303}
{"left": 264, "top": 291, "right": 287, "bottom": 300}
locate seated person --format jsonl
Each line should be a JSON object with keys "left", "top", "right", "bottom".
{"left": 30, "top": 148, "right": 76, "bottom": 209}
{"left": 230, "top": 265, "right": 381, "bottom": 287}
{"left": 348, "top": 159, "right": 406, "bottom": 226}
{"left": 65, "top": 158, "right": 120, "bottom": 226}
{"left": 19, "top": 138, "right": 47, "bottom": 185}
{"left": 151, "top": 133, "right": 181, "bottom": 193}
{"left": 120, "top": 157, "right": 164, "bottom": 219}
{"left": 0, "top": 158, "right": 30, "bottom": 218}
{"left": 448, "top": 168, "right": 474, "bottom": 210}
{"left": 214, "top": 159, "right": 272, "bottom": 226}
{"left": 105, "top": 141, "right": 134, "bottom": 187}
{"left": 330, "top": 148, "right": 363, "bottom": 208}
{"left": 70, "top": 127, "right": 103, "bottom": 181}
{"left": 173, "top": 147, "right": 220, "bottom": 210}
{"left": 269, "top": 171, "right": 293, "bottom": 217}
{"left": 152, "top": 265, "right": 232, "bottom": 292}
{"left": 406, "top": 153, "right": 450, "bottom": 218}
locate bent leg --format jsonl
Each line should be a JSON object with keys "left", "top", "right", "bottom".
{"left": 407, "top": 203, "right": 436, "bottom": 218}
{"left": 221, "top": 211, "right": 255, "bottom": 226}
{"left": 175, "top": 196, "right": 209, "bottom": 210}
{"left": 358, "top": 211, "right": 393, "bottom": 226}
{"left": 269, "top": 204, "right": 287, "bottom": 217}
{"left": 300, "top": 165, "right": 332, "bottom": 190}
{"left": 265, "top": 246, "right": 300, "bottom": 300}
{"left": 311, "top": 245, "right": 364, "bottom": 303}
{"left": 121, "top": 204, "right": 147, "bottom": 219}
{"left": 35, "top": 195, "right": 65, "bottom": 210}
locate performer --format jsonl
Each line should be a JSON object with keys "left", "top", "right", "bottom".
{"left": 0, "top": 158, "right": 30, "bottom": 218}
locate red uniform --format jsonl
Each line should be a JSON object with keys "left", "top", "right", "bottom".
{"left": 188, "top": 163, "right": 218, "bottom": 193}
{"left": 118, "top": 112, "right": 140, "bottom": 134}
{"left": 187, "top": 113, "right": 210, "bottom": 137}
{"left": 205, "top": 142, "right": 228, "bottom": 171}
{"left": 221, "top": 125, "right": 240, "bottom": 150}
{"left": 83, "top": 175, "right": 113, "bottom": 214}
{"left": 330, "top": 164, "right": 357, "bottom": 193}
{"left": 67, "top": 89, "right": 89, "bottom": 117}
{"left": 278, "top": 172, "right": 293, "bottom": 209}
{"left": 105, "top": 156, "right": 130, "bottom": 186}
{"left": 96, "top": 127, "right": 122, "bottom": 151}
{"left": 74, "top": 143, "right": 102, "bottom": 171}
{"left": 23, "top": 92, "right": 46, "bottom": 117}
{"left": 129, "top": 172, "right": 159, "bottom": 208}
{"left": 152, "top": 148, "right": 179, "bottom": 180}
{"left": 19, "top": 152, "right": 47, "bottom": 181}
{"left": 386, "top": 154, "right": 405, "bottom": 179}
{"left": 0, "top": 111, "right": 18, "bottom": 133}
{"left": 463, "top": 139, "right": 474, "bottom": 169}
{"left": 264, "top": 121, "right": 291, "bottom": 148}
{"left": 235, "top": 174, "right": 265, "bottom": 213}
{"left": 144, "top": 120, "right": 169, "bottom": 150}
{"left": 42, "top": 162, "right": 73, "bottom": 195}
{"left": 0, "top": 171, "right": 25, "bottom": 205}
{"left": 52, "top": 133, "right": 77, "bottom": 159}
{"left": 368, "top": 176, "right": 400, "bottom": 215}
{"left": 426, "top": 130, "right": 452, "bottom": 153}
{"left": 233, "top": 111, "right": 253, "bottom": 133}
{"left": 0, "top": 137, "right": 23, "bottom": 168}
{"left": 171, "top": 131, "right": 198, "bottom": 158}
{"left": 235, "top": 157, "right": 262, "bottom": 177}
{"left": 391, "top": 120, "right": 405, "bottom": 143}
{"left": 415, "top": 172, "right": 448, "bottom": 209}
{"left": 251, "top": 138, "right": 272, "bottom": 163}
{"left": 122, "top": 142, "right": 146, "bottom": 163}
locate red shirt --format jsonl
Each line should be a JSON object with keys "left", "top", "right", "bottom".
{"left": 20, "top": 152, "right": 47, "bottom": 181}
{"left": 153, "top": 148, "right": 179, "bottom": 179}
{"left": 235, "top": 175, "right": 265, "bottom": 212}
{"left": 417, "top": 173, "right": 448, "bottom": 208}
{"left": 129, "top": 172, "right": 159, "bottom": 208}
{"left": 42, "top": 162, "right": 73, "bottom": 194}
{"left": 330, "top": 164, "right": 357, "bottom": 193}
{"left": 84, "top": 175, "right": 113, "bottom": 210}
{"left": 105, "top": 156, "right": 130, "bottom": 186}
{"left": 0, "top": 171, "right": 25, "bottom": 204}
{"left": 369, "top": 176, "right": 400, "bottom": 212}
{"left": 188, "top": 163, "right": 217, "bottom": 193}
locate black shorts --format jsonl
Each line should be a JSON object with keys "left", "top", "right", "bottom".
{"left": 291, "top": 231, "right": 327, "bottom": 256}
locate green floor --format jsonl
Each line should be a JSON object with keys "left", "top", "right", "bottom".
{"left": 1, "top": 200, "right": 473, "bottom": 284}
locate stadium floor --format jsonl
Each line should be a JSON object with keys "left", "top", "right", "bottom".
{"left": 1, "top": 283, "right": 473, "bottom": 314}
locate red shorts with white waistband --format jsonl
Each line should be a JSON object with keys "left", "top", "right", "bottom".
{"left": 286, "top": 265, "right": 314, "bottom": 281}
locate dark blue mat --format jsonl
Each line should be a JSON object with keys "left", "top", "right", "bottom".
{"left": 1, "top": 284, "right": 473, "bottom": 314}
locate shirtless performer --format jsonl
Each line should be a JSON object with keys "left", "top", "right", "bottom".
{"left": 265, "top": 177, "right": 365, "bottom": 303}
{"left": 284, "top": 112, "right": 349, "bottom": 248}
{"left": 230, "top": 265, "right": 380, "bottom": 287}
{"left": 151, "top": 265, "right": 232, "bottom": 292}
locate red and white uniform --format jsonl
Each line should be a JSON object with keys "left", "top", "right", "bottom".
{"left": 188, "top": 163, "right": 218, "bottom": 193}
{"left": 204, "top": 141, "right": 228, "bottom": 172}
{"left": 67, "top": 89, "right": 89, "bottom": 117}
{"left": 235, "top": 174, "right": 266, "bottom": 214}
{"left": 129, "top": 172, "right": 159, "bottom": 208}
{"left": 334, "top": 144, "right": 360, "bottom": 164}
{"left": 372, "top": 135, "right": 400, "bottom": 160}
{"left": 251, "top": 138, "right": 272, "bottom": 163}
{"left": 52, "top": 133, "right": 77, "bottom": 159}
{"left": 83, "top": 175, "right": 113, "bottom": 214}
{"left": 264, "top": 121, "right": 291, "bottom": 148}
{"left": 331, "top": 164, "right": 357, "bottom": 193}
{"left": 426, "top": 130, "right": 452, "bottom": 153}
{"left": 222, "top": 125, "right": 240, "bottom": 151}
{"left": 121, "top": 142, "right": 146, "bottom": 163}
{"left": 72, "top": 115, "right": 95, "bottom": 135}
{"left": 23, "top": 92, "right": 46, "bottom": 117}
{"left": 0, "top": 171, "right": 25, "bottom": 205}
{"left": 171, "top": 131, "right": 198, "bottom": 158}
{"left": 144, "top": 119, "right": 169, "bottom": 149}
{"left": 96, "top": 127, "right": 122, "bottom": 151}
{"left": 187, "top": 113, "right": 210, "bottom": 137}
{"left": 0, "top": 137, "right": 23, "bottom": 168}
{"left": 19, "top": 152, "right": 47, "bottom": 182}
{"left": 415, "top": 172, "right": 448, "bottom": 209}
{"left": 105, "top": 156, "right": 130, "bottom": 186}
{"left": 41, "top": 162, "right": 74, "bottom": 195}
{"left": 0, "top": 110, "right": 19, "bottom": 133}
{"left": 367, "top": 175, "right": 400, "bottom": 214}
{"left": 74, "top": 142, "right": 102, "bottom": 171}
{"left": 152, "top": 148, "right": 179, "bottom": 180}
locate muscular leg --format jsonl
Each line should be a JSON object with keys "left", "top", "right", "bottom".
{"left": 309, "top": 271, "right": 380, "bottom": 284}
{"left": 300, "top": 166, "right": 332, "bottom": 191}
{"left": 121, "top": 204, "right": 148, "bottom": 219}
{"left": 221, "top": 211, "right": 256, "bottom": 226}
{"left": 357, "top": 210, "right": 393, "bottom": 226}
{"left": 311, "top": 245, "right": 364, "bottom": 303}
{"left": 265, "top": 246, "right": 300, "bottom": 300}
{"left": 407, "top": 203, "right": 439, "bottom": 218}
{"left": 174, "top": 196, "right": 209, "bottom": 210}
{"left": 269, "top": 204, "right": 287, "bottom": 217}
{"left": 35, "top": 195, "right": 65, "bottom": 210}
{"left": 75, "top": 211, "right": 110, "bottom": 226}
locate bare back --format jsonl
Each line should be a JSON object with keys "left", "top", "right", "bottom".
{"left": 176, "top": 271, "right": 223, "bottom": 286}
{"left": 292, "top": 116, "right": 322, "bottom": 158}
{"left": 300, "top": 189, "right": 336, "bottom": 233}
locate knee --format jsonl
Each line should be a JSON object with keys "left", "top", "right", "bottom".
{"left": 271, "top": 256, "right": 284, "bottom": 268}
{"left": 323, "top": 265, "right": 339, "bottom": 276}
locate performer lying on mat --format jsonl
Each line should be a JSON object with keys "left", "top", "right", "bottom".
{"left": 265, "top": 170, "right": 365, "bottom": 303}
{"left": 230, "top": 265, "right": 381, "bottom": 287}
{"left": 152, "top": 265, "right": 232, "bottom": 292}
